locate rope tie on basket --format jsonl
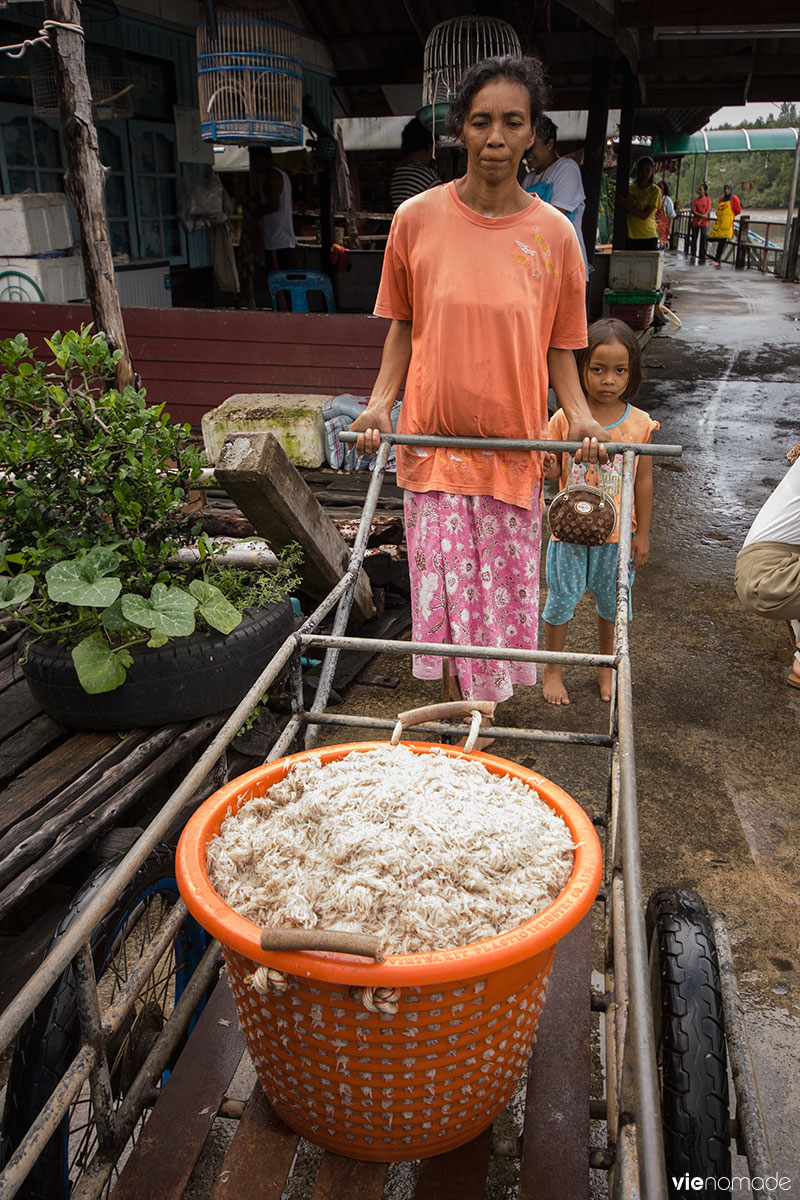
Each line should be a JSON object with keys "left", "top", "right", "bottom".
{"left": 350, "top": 986, "right": 401, "bottom": 1015}
{"left": 245, "top": 966, "right": 289, "bottom": 995}
{"left": 0, "top": 21, "right": 85, "bottom": 59}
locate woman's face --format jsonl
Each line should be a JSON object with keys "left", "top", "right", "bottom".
{"left": 459, "top": 78, "right": 534, "bottom": 184}
{"left": 723, "top": 185, "right": 732, "bottom": 197}
{"left": 637, "top": 160, "right": 654, "bottom": 186}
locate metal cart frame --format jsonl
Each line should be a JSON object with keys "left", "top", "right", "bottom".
{"left": 0, "top": 435, "right": 773, "bottom": 1200}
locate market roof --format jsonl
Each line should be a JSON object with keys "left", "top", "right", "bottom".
{"left": 649, "top": 127, "right": 800, "bottom": 157}
{"left": 286, "top": 0, "right": 800, "bottom": 135}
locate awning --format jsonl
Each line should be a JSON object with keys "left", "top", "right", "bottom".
{"left": 649, "top": 128, "right": 799, "bottom": 157}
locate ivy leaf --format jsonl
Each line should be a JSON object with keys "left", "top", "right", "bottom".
{"left": 46, "top": 548, "right": 122, "bottom": 608}
{"left": 72, "top": 633, "right": 133, "bottom": 694}
{"left": 189, "top": 580, "right": 242, "bottom": 635}
{"left": 121, "top": 583, "right": 197, "bottom": 637}
{"left": 0, "top": 573, "right": 35, "bottom": 608}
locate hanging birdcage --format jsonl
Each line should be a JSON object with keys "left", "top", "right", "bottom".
{"left": 30, "top": 43, "right": 135, "bottom": 121}
{"left": 196, "top": 2, "right": 302, "bottom": 146}
{"left": 418, "top": 16, "right": 522, "bottom": 131}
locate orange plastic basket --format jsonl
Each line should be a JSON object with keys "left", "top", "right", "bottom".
{"left": 176, "top": 741, "right": 602, "bottom": 1160}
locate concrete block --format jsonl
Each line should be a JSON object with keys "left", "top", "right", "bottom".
{"left": 202, "top": 393, "right": 334, "bottom": 468}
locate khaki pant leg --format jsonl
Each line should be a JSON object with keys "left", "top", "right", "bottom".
{"left": 734, "top": 541, "right": 800, "bottom": 621}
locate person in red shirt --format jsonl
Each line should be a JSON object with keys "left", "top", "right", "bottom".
{"left": 689, "top": 182, "right": 712, "bottom": 262}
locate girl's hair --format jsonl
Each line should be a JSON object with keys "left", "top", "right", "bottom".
{"left": 576, "top": 318, "right": 642, "bottom": 402}
{"left": 447, "top": 56, "right": 549, "bottom": 138}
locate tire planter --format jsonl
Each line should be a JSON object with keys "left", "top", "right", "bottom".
{"left": 21, "top": 600, "right": 294, "bottom": 729}
{"left": 646, "top": 886, "right": 731, "bottom": 1196}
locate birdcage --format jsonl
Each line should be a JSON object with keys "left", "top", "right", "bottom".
{"left": 196, "top": 2, "right": 302, "bottom": 146}
{"left": 30, "top": 43, "right": 135, "bottom": 121}
{"left": 418, "top": 16, "right": 522, "bottom": 132}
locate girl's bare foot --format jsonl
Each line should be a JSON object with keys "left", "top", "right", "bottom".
{"left": 543, "top": 666, "right": 570, "bottom": 706}
{"left": 597, "top": 666, "right": 614, "bottom": 702}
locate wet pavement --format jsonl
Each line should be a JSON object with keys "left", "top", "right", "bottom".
{"left": 321, "top": 251, "right": 800, "bottom": 1192}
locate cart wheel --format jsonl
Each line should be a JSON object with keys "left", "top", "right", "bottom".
{"left": 0, "top": 846, "right": 209, "bottom": 1200}
{"left": 646, "top": 887, "right": 731, "bottom": 1196}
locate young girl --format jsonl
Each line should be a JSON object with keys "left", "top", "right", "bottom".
{"left": 542, "top": 318, "right": 659, "bottom": 705}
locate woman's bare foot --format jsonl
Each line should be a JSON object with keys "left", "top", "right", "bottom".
{"left": 597, "top": 666, "right": 614, "bottom": 702}
{"left": 543, "top": 665, "right": 570, "bottom": 705}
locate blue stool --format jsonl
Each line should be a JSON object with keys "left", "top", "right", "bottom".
{"left": 267, "top": 269, "right": 336, "bottom": 313}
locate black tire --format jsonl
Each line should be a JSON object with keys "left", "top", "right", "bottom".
{"left": 0, "top": 846, "right": 209, "bottom": 1199}
{"left": 21, "top": 600, "right": 294, "bottom": 728}
{"left": 646, "top": 886, "right": 731, "bottom": 1197}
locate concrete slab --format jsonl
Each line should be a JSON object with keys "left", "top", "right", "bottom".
{"left": 202, "top": 393, "right": 335, "bottom": 468}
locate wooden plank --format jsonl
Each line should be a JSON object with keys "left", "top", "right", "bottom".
{"left": 0, "top": 729, "right": 135, "bottom": 838}
{"left": 0, "top": 714, "right": 224, "bottom": 918}
{"left": 0, "top": 656, "right": 24, "bottom": 695}
{"left": 415, "top": 1128, "right": 492, "bottom": 1200}
{"left": 215, "top": 432, "right": 374, "bottom": 623}
{"left": 0, "top": 682, "right": 41, "bottom": 741}
{"left": 111, "top": 979, "right": 246, "bottom": 1200}
{"left": 310, "top": 1154, "right": 389, "bottom": 1200}
{"left": 0, "top": 724, "right": 179, "bottom": 887}
{"left": 518, "top": 916, "right": 592, "bottom": 1200}
{"left": 0, "top": 714, "right": 65, "bottom": 791}
{"left": 209, "top": 1083, "right": 299, "bottom": 1200}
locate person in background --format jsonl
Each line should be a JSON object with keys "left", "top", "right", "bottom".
{"left": 616, "top": 155, "right": 660, "bottom": 250}
{"left": 709, "top": 182, "right": 742, "bottom": 266}
{"left": 250, "top": 145, "right": 298, "bottom": 271}
{"left": 689, "top": 182, "right": 712, "bottom": 262}
{"left": 542, "top": 318, "right": 658, "bottom": 705}
{"left": 389, "top": 118, "right": 441, "bottom": 211}
{"left": 655, "top": 180, "right": 675, "bottom": 250}
{"left": 735, "top": 443, "right": 800, "bottom": 690}
{"left": 522, "top": 115, "right": 588, "bottom": 275}
{"left": 351, "top": 55, "right": 607, "bottom": 737}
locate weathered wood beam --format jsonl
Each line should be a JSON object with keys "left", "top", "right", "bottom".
{"left": 44, "top": 0, "right": 134, "bottom": 391}
{"left": 215, "top": 432, "right": 375, "bottom": 625}
{"left": 616, "top": 0, "right": 800, "bottom": 27}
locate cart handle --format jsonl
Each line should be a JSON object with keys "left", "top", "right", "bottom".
{"left": 391, "top": 700, "right": 496, "bottom": 753}
{"left": 259, "top": 927, "right": 385, "bottom": 962}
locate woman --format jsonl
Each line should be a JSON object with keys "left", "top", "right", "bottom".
{"left": 655, "top": 181, "right": 675, "bottom": 250}
{"left": 689, "top": 183, "right": 711, "bottom": 262}
{"left": 709, "top": 182, "right": 742, "bottom": 265}
{"left": 616, "top": 155, "right": 661, "bottom": 250}
{"left": 522, "top": 114, "right": 588, "bottom": 275}
{"left": 352, "top": 56, "right": 605, "bottom": 718}
{"left": 389, "top": 117, "right": 441, "bottom": 211}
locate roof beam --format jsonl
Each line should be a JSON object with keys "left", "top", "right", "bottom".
{"left": 615, "top": 0, "right": 800, "bottom": 29}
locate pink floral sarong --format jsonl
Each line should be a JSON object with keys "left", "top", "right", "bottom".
{"left": 404, "top": 490, "right": 542, "bottom": 702}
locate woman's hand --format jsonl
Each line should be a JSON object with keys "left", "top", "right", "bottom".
{"left": 631, "top": 531, "right": 649, "bottom": 567}
{"left": 350, "top": 406, "right": 394, "bottom": 456}
{"left": 567, "top": 419, "right": 609, "bottom": 465}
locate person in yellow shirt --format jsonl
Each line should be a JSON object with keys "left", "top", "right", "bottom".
{"left": 615, "top": 155, "right": 661, "bottom": 250}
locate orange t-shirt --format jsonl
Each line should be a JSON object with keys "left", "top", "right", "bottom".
{"left": 374, "top": 181, "right": 587, "bottom": 510}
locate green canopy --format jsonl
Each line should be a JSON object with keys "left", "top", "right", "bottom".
{"left": 649, "top": 128, "right": 799, "bottom": 157}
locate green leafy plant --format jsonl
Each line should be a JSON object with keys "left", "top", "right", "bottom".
{"left": 0, "top": 327, "right": 300, "bottom": 694}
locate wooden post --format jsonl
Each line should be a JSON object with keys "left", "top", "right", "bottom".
{"left": 581, "top": 42, "right": 612, "bottom": 268}
{"left": 44, "top": 0, "right": 135, "bottom": 390}
{"left": 612, "top": 64, "right": 636, "bottom": 252}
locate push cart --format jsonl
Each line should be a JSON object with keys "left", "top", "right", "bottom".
{"left": 0, "top": 434, "right": 774, "bottom": 1200}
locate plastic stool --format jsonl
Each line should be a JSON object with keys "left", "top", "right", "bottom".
{"left": 267, "top": 269, "right": 335, "bottom": 313}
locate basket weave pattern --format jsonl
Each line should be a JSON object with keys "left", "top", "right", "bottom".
{"left": 224, "top": 944, "right": 553, "bottom": 1160}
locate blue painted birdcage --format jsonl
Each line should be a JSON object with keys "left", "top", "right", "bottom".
{"left": 196, "top": 3, "right": 302, "bottom": 146}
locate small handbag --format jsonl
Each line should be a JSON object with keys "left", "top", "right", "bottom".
{"left": 547, "top": 473, "right": 617, "bottom": 546}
